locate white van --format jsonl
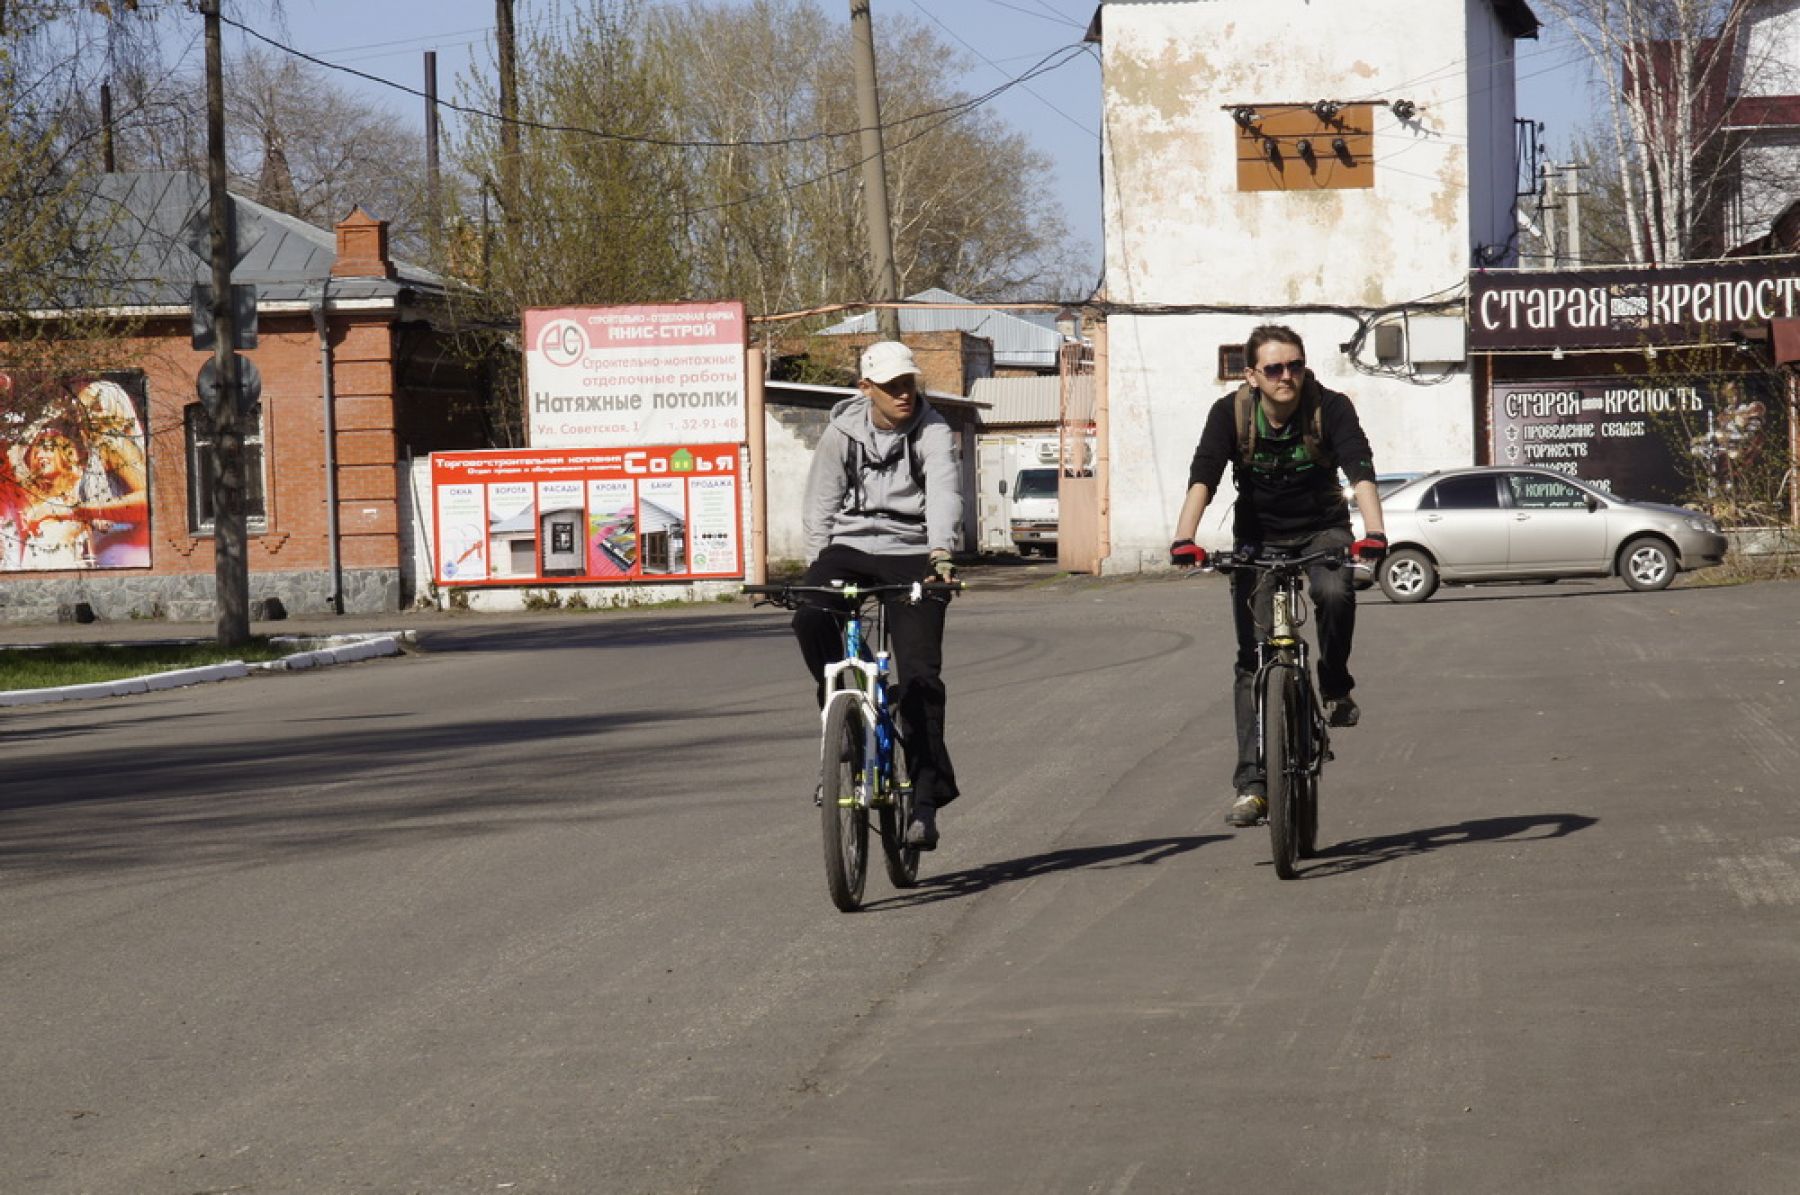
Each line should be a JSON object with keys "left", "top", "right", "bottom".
{"left": 1007, "top": 467, "right": 1060, "bottom": 556}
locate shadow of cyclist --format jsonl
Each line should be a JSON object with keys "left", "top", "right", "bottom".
{"left": 1301, "top": 812, "right": 1598, "bottom": 878}
{"left": 864, "top": 834, "right": 1227, "bottom": 910}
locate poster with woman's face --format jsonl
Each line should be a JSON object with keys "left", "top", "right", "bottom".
{"left": 0, "top": 371, "right": 151, "bottom": 571}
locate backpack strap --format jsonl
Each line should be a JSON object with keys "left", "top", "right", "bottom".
{"left": 1234, "top": 383, "right": 1258, "bottom": 468}
{"left": 841, "top": 417, "right": 929, "bottom": 519}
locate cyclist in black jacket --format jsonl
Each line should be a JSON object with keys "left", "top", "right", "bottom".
{"left": 1168, "top": 324, "right": 1390, "bottom": 827}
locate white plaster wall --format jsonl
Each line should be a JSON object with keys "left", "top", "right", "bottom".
{"left": 1732, "top": 137, "right": 1800, "bottom": 247}
{"left": 1099, "top": 0, "right": 1515, "bottom": 571}
{"left": 1737, "top": 0, "right": 1800, "bottom": 97}
{"left": 763, "top": 413, "right": 817, "bottom": 567}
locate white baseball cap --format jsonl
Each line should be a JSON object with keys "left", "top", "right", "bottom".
{"left": 859, "top": 340, "right": 919, "bottom": 384}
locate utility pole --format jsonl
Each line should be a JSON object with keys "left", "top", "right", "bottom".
{"left": 849, "top": 0, "right": 901, "bottom": 340}
{"left": 1538, "top": 161, "right": 1560, "bottom": 270}
{"left": 496, "top": 0, "right": 519, "bottom": 222}
{"left": 1562, "top": 161, "right": 1584, "bottom": 268}
{"left": 424, "top": 51, "right": 441, "bottom": 234}
{"left": 201, "top": 0, "right": 250, "bottom": 645}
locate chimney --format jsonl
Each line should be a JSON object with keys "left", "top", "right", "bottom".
{"left": 331, "top": 206, "right": 396, "bottom": 280}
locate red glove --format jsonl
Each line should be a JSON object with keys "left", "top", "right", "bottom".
{"left": 1170, "top": 539, "right": 1208, "bottom": 568}
{"left": 1352, "top": 532, "right": 1389, "bottom": 562}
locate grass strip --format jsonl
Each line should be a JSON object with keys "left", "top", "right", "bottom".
{"left": 0, "top": 639, "right": 295, "bottom": 690}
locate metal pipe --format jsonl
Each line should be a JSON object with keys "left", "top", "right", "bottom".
{"left": 312, "top": 283, "right": 343, "bottom": 613}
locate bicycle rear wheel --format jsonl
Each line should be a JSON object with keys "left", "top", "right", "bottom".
{"left": 879, "top": 733, "right": 920, "bottom": 889}
{"left": 1263, "top": 666, "right": 1304, "bottom": 880}
{"left": 821, "top": 698, "right": 870, "bottom": 911}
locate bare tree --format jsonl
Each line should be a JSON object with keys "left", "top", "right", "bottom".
{"left": 1540, "top": 0, "right": 1779, "bottom": 262}
{"left": 0, "top": 0, "right": 159, "bottom": 379}
{"left": 78, "top": 48, "right": 432, "bottom": 257}
{"left": 649, "top": 0, "right": 1085, "bottom": 310}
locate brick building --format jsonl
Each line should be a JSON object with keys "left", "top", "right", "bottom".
{"left": 0, "top": 171, "right": 494, "bottom": 621}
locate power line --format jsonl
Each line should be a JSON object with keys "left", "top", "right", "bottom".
{"left": 906, "top": 1, "right": 1098, "bottom": 139}
{"left": 218, "top": 10, "right": 1088, "bottom": 156}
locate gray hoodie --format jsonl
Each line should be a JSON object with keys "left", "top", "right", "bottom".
{"left": 802, "top": 395, "right": 962, "bottom": 562}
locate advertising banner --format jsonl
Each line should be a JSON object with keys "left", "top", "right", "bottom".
{"left": 430, "top": 443, "right": 742, "bottom": 586}
{"left": 1490, "top": 374, "right": 1784, "bottom": 504}
{"left": 1469, "top": 258, "right": 1800, "bottom": 351}
{"left": 523, "top": 301, "right": 747, "bottom": 448}
{"left": 0, "top": 371, "right": 151, "bottom": 571}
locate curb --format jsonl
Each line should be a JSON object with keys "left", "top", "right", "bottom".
{"left": 0, "top": 632, "right": 413, "bottom": 707}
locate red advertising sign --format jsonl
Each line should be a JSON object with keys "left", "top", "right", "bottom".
{"left": 431, "top": 444, "right": 742, "bottom": 586}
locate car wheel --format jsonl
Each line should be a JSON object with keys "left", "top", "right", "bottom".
{"left": 1619, "top": 536, "right": 1675, "bottom": 591}
{"left": 1378, "top": 548, "right": 1438, "bottom": 603}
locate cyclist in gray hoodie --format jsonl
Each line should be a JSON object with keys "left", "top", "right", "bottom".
{"left": 792, "top": 340, "right": 962, "bottom": 849}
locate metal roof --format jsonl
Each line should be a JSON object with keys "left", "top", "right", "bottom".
{"left": 968, "top": 374, "right": 1095, "bottom": 428}
{"left": 819, "top": 288, "right": 1069, "bottom": 369}
{"left": 67, "top": 170, "right": 450, "bottom": 309}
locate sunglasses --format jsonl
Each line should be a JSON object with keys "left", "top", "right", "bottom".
{"left": 1256, "top": 361, "right": 1306, "bottom": 380}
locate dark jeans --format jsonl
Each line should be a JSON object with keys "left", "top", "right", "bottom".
{"left": 792, "top": 545, "right": 959, "bottom": 811}
{"left": 1230, "top": 525, "right": 1355, "bottom": 796}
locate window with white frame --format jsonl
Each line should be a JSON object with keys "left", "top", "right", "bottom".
{"left": 185, "top": 402, "right": 267, "bottom": 533}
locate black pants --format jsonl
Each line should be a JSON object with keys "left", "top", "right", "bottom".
{"left": 792, "top": 545, "right": 960, "bottom": 811}
{"left": 1230, "top": 525, "right": 1355, "bottom": 796}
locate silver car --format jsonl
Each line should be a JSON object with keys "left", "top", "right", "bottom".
{"left": 1354, "top": 466, "right": 1729, "bottom": 603}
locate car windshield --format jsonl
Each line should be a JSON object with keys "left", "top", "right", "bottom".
{"left": 1014, "top": 469, "right": 1058, "bottom": 499}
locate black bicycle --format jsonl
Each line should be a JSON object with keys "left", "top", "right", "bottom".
{"left": 1213, "top": 546, "right": 1344, "bottom": 880}
{"left": 744, "top": 579, "right": 958, "bottom": 911}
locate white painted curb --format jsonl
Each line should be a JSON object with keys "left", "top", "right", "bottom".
{"left": 0, "top": 631, "right": 412, "bottom": 706}
{"left": 0, "top": 661, "right": 249, "bottom": 707}
{"left": 251, "top": 634, "right": 405, "bottom": 672}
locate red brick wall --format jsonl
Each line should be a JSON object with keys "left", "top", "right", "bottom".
{"left": 8, "top": 310, "right": 489, "bottom": 585}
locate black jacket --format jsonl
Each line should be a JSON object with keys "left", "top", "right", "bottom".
{"left": 1186, "top": 377, "right": 1377, "bottom": 542}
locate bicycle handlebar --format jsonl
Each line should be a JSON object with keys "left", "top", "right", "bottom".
{"left": 1208, "top": 547, "right": 1346, "bottom": 575}
{"left": 742, "top": 579, "right": 964, "bottom": 608}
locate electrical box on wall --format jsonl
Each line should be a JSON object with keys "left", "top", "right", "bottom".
{"left": 1373, "top": 324, "right": 1405, "bottom": 363}
{"left": 1408, "top": 316, "right": 1466, "bottom": 364}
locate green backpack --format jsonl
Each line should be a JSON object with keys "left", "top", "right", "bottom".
{"left": 1233, "top": 381, "right": 1334, "bottom": 472}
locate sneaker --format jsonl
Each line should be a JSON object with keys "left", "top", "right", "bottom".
{"left": 904, "top": 807, "right": 940, "bottom": 851}
{"left": 1226, "top": 792, "right": 1267, "bottom": 827}
{"left": 1324, "top": 695, "right": 1360, "bottom": 728}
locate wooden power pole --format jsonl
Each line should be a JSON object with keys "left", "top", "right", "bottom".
{"left": 849, "top": 0, "right": 901, "bottom": 341}
{"left": 201, "top": 0, "right": 250, "bottom": 645}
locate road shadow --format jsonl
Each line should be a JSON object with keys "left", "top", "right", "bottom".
{"left": 864, "top": 834, "right": 1227, "bottom": 910}
{"left": 1299, "top": 812, "right": 1598, "bottom": 878}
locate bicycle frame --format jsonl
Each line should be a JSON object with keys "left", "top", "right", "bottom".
{"left": 1252, "top": 565, "right": 1329, "bottom": 788}
{"left": 819, "top": 592, "right": 903, "bottom": 814}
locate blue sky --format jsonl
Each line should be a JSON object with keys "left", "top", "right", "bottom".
{"left": 208, "top": 1, "right": 1601, "bottom": 282}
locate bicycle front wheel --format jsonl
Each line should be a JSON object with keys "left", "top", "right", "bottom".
{"left": 821, "top": 698, "right": 870, "bottom": 911}
{"left": 1263, "top": 666, "right": 1304, "bottom": 880}
{"left": 879, "top": 734, "right": 920, "bottom": 889}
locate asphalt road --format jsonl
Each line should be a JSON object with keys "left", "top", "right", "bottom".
{"left": 3, "top": 571, "right": 1798, "bottom": 1194}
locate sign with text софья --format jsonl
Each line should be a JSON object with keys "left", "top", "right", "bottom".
{"left": 524, "top": 302, "right": 747, "bottom": 449}
{"left": 1469, "top": 258, "right": 1800, "bottom": 352}
{"left": 431, "top": 444, "right": 742, "bottom": 586}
